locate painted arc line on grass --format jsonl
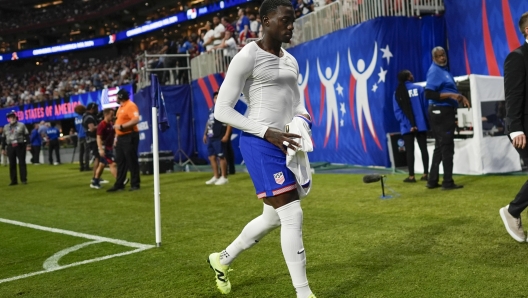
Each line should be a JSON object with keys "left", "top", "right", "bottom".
{"left": 0, "top": 217, "right": 154, "bottom": 249}
{"left": 43, "top": 240, "right": 103, "bottom": 270}
{"left": 0, "top": 247, "right": 152, "bottom": 284}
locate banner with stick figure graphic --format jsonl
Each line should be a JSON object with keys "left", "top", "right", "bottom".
{"left": 288, "top": 16, "right": 446, "bottom": 167}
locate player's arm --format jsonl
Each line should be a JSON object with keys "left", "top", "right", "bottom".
{"left": 203, "top": 120, "right": 209, "bottom": 144}
{"left": 214, "top": 49, "right": 268, "bottom": 138}
{"left": 23, "top": 126, "right": 30, "bottom": 149}
{"left": 221, "top": 125, "right": 232, "bottom": 143}
{"left": 425, "top": 71, "right": 470, "bottom": 107}
{"left": 87, "top": 122, "right": 96, "bottom": 132}
{"left": 116, "top": 108, "right": 140, "bottom": 132}
{"left": 393, "top": 93, "right": 405, "bottom": 123}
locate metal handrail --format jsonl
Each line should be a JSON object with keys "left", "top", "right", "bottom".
{"left": 136, "top": 52, "right": 191, "bottom": 88}
{"left": 191, "top": 0, "right": 445, "bottom": 79}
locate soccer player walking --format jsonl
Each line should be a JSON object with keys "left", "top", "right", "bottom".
{"left": 207, "top": 0, "right": 316, "bottom": 297}
{"left": 91, "top": 109, "right": 118, "bottom": 189}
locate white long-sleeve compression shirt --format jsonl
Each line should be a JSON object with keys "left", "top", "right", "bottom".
{"left": 214, "top": 41, "right": 308, "bottom": 138}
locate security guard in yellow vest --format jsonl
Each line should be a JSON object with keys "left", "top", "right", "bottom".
{"left": 1, "top": 111, "right": 30, "bottom": 185}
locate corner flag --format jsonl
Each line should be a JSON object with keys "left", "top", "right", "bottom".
{"left": 150, "top": 74, "right": 169, "bottom": 132}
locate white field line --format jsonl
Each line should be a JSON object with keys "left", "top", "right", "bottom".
{"left": 0, "top": 218, "right": 155, "bottom": 284}
{"left": 0, "top": 218, "right": 154, "bottom": 249}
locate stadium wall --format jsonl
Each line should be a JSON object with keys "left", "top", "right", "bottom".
{"left": 189, "top": 16, "right": 446, "bottom": 167}
{"left": 443, "top": 0, "right": 528, "bottom": 77}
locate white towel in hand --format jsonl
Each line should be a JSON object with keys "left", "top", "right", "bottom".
{"left": 285, "top": 115, "right": 313, "bottom": 198}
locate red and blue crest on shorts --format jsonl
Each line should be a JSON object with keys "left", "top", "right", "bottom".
{"left": 274, "top": 172, "right": 285, "bottom": 185}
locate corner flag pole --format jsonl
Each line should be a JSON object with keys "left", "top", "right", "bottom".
{"left": 152, "top": 104, "right": 162, "bottom": 247}
{"left": 151, "top": 75, "right": 162, "bottom": 247}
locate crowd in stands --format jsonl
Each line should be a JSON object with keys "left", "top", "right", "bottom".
{"left": 0, "top": 54, "right": 138, "bottom": 108}
{"left": 0, "top": 0, "right": 128, "bottom": 30}
{"left": 0, "top": 0, "right": 338, "bottom": 108}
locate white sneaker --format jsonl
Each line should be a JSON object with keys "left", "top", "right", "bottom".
{"left": 500, "top": 205, "right": 526, "bottom": 242}
{"left": 214, "top": 177, "right": 229, "bottom": 185}
{"left": 206, "top": 176, "right": 219, "bottom": 185}
{"left": 90, "top": 183, "right": 101, "bottom": 189}
{"left": 53, "top": 162, "right": 59, "bottom": 166}
{"left": 100, "top": 179, "right": 109, "bottom": 184}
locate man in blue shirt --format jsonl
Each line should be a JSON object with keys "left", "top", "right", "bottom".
{"left": 424, "top": 47, "right": 470, "bottom": 190}
{"left": 30, "top": 123, "right": 42, "bottom": 164}
{"left": 46, "top": 122, "right": 61, "bottom": 165}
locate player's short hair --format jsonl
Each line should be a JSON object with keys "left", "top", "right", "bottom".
{"left": 431, "top": 46, "right": 445, "bottom": 58}
{"left": 397, "top": 70, "right": 411, "bottom": 83}
{"left": 213, "top": 91, "right": 219, "bottom": 97}
{"left": 259, "top": 0, "right": 293, "bottom": 18}
{"left": 103, "top": 108, "right": 114, "bottom": 116}
{"left": 519, "top": 12, "right": 528, "bottom": 37}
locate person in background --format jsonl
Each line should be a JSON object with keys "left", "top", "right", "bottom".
{"left": 75, "top": 105, "right": 90, "bottom": 171}
{"left": 1, "top": 111, "right": 30, "bottom": 185}
{"left": 393, "top": 70, "right": 430, "bottom": 183}
{"left": 425, "top": 46, "right": 470, "bottom": 190}
{"left": 221, "top": 16, "right": 236, "bottom": 36}
{"left": 83, "top": 103, "right": 101, "bottom": 183}
{"left": 212, "top": 31, "right": 238, "bottom": 69}
{"left": 200, "top": 21, "right": 216, "bottom": 52}
{"left": 0, "top": 126, "right": 6, "bottom": 166}
{"left": 159, "top": 38, "right": 178, "bottom": 84}
{"left": 107, "top": 89, "right": 140, "bottom": 192}
{"left": 46, "top": 121, "right": 61, "bottom": 165}
{"left": 30, "top": 123, "right": 42, "bottom": 164}
{"left": 212, "top": 16, "right": 226, "bottom": 48}
{"left": 294, "top": 0, "right": 314, "bottom": 17}
{"left": 203, "top": 92, "right": 231, "bottom": 185}
{"left": 69, "top": 128, "right": 78, "bottom": 148}
{"left": 499, "top": 11, "right": 528, "bottom": 243}
{"left": 236, "top": 8, "right": 252, "bottom": 44}
{"left": 249, "top": 13, "right": 261, "bottom": 37}
{"left": 91, "top": 109, "right": 120, "bottom": 189}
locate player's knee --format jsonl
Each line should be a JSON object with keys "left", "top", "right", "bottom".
{"left": 267, "top": 215, "right": 281, "bottom": 229}
{"left": 278, "top": 201, "right": 303, "bottom": 228}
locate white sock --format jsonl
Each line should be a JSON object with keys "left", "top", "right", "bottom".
{"left": 220, "top": 203, "right": 280, "bottom": 266}
{"left": 276, "top": 200, "right": 312, "bottom": 298}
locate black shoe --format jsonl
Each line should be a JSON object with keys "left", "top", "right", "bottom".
{"left": 426, "top": 183, "right": 441, "bottom": 189}
{"left": 403, "top": 177, "right": 416, "bottom": 183}
{"left": 85, "top": 167, "right": 92, "bottom": 171}
{"left": 80, "top": 167, "right": 84, "bottom": 172}
{"left": 9, "top": 182, "right": 18, "bottom": 186}
{"left": 21, "top": 181, "right": 27, "bottom": 185}
{"left": 442, "top": 184, "right": 464, "bottom": 191}
{"left": 106, "top": 187, "right": 124, "bottom": 192}
{"left": 420, "top": 175, "right": 428, "bottom": 181}
{"left": 129, "top": 186, "right": 140, "bottom": 191}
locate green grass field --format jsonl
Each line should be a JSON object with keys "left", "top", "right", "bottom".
{"left": 1, "top": 163, "right": 527, "bottom": 297}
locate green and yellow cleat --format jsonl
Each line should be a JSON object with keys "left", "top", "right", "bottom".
{"left": 207, "top": 252, "right": 232, "bottom": 294}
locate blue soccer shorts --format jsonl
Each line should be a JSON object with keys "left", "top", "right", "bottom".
{"left": 240, "top": 132, "right": 297, "bottom": 199}
{"left": 207, "top": 139, "right": 226, "bottom": 158}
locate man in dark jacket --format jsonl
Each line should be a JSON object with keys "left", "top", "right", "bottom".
{"left": 499, "top": 11, "right": 528, "bottom": 243}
